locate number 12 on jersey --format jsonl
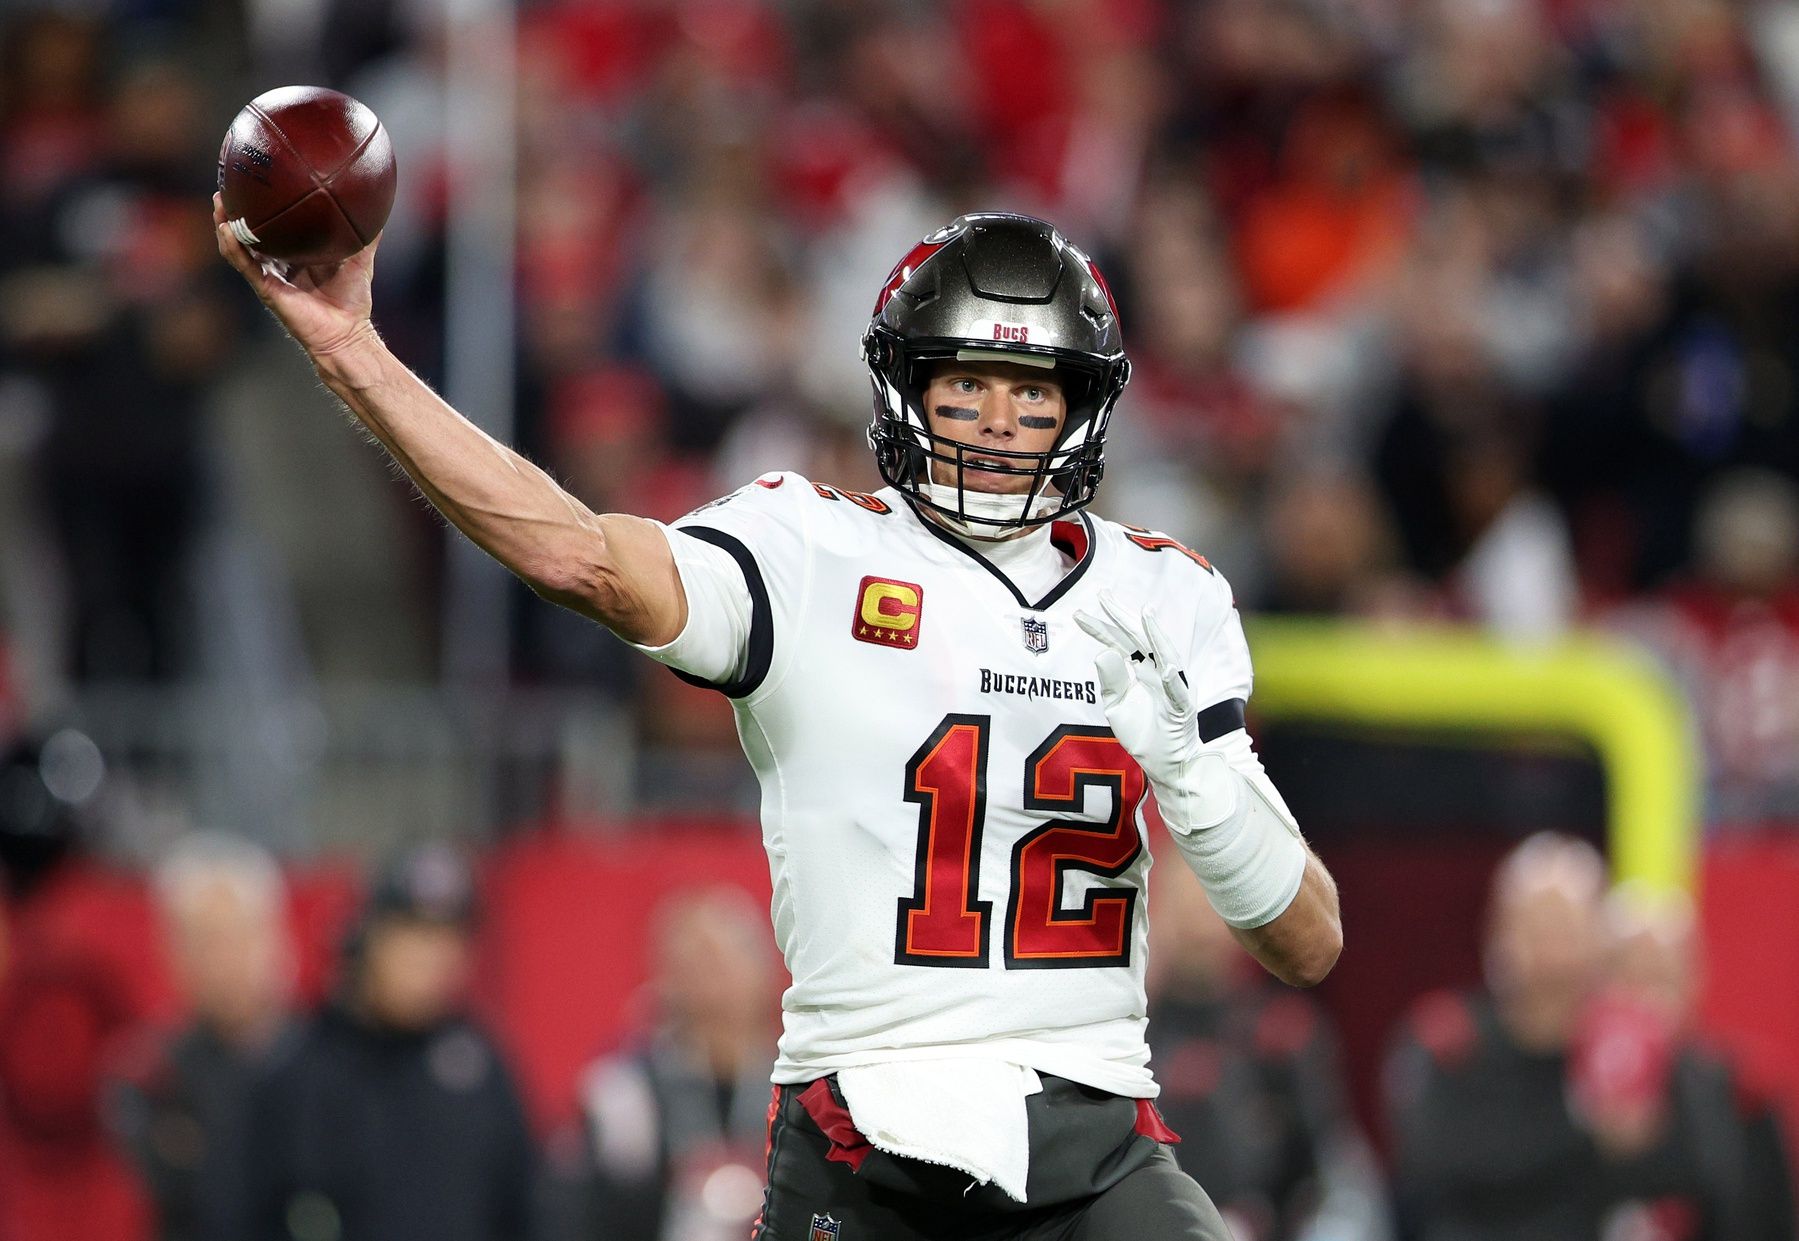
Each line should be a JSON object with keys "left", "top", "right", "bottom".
{"left": 895, "top": 714, "right": 1148, "bottom": 969}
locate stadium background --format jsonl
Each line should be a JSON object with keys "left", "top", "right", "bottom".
{"left": 2, "top": 0, "right": 1799, "bottom": 1236}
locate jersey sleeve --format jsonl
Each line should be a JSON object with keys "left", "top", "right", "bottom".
{"left": 1184, "top": 563, "right": 1255, "bottom": 742}
{"left": 631, "top": 528, "right": 755, "bottom": 686}
{"left": 629, "top": 472, "right": 813, "bottom": 699}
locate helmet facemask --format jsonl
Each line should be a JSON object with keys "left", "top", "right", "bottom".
{"left": 865, "top": 330, "right": 1125, "bottom": 534}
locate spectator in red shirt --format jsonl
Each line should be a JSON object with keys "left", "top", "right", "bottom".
{"left": 1608, "top": 468, "right": 1799, "bottom": 823}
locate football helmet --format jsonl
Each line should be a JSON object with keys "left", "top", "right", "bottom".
{"left": 863, "top": 214, "right": 1130, "bottom": 534}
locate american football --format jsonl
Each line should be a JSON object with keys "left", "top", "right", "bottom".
{"left": 217, "top": 85, "right": 395, "bottom": 266}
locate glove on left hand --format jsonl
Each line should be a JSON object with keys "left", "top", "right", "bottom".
{"left": 1073, "top": 592, "right": 1239, "bottom": 834}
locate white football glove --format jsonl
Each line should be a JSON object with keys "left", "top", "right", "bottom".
{"left": 1073, "top": 592, "right": 1240, "bottom": 834}
{"left": 1075, "top": 591, "right": 1307, "bottom": 928}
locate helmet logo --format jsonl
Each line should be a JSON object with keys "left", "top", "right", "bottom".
{"left": 971, "top": 320, "right": 1030, "bottom": 344}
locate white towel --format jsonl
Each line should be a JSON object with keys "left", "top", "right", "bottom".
{"left": 836, "top": 1060, "right": 1042, "bottom": 1203}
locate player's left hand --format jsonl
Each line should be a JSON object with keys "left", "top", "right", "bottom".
{"left": 1076, "top": 595, "right": 1191, "bottom": 778}
{"left": 1075, "top": 594, "right": 1235, "bottom": 833}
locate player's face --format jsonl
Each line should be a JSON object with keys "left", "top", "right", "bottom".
{"left": 922, "top": 360, "right": 1066, "bottom": 494}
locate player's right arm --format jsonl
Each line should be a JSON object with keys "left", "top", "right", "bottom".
{"left": 212, "top": 193, "right": 685, "bottom": 647}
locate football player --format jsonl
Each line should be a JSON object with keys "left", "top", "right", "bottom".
{"left": 214, "top": 199, "right": 1342, "bottom": 1240}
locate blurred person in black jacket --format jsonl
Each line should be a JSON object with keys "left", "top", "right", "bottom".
{"left": 1, "top": 50, "right": 237, "bottom": 683}
{"left": 109, "top": 831, "right": 298, "bottom": 1241}
{"left": 1603, "top": 885, "right": 1793, "bottom": 1241}
{"left": 43, "top": 61, "right": 225, "bottom": 680}
{"left": 1147, "top": 861, "right": 1389, "bottom": 1241}
{"left": 243, "top": 843, "right": 535, "bottom": 1241}
{"left": 572, "top": 886, "right": 779, "bottom": 1241}
{"left": 1385, "top": 834, "right": 1755, "bottom": 1241}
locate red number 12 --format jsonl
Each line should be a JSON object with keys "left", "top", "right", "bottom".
{"left": 894, "top": 715, "right": 1146, "bottom": 969}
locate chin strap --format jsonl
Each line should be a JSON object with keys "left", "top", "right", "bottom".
{"left": 917, "top": 481, "right": 1062, "bottom": 538}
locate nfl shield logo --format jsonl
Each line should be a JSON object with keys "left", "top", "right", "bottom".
{"left": 1021, "top": 616, "right": 1049, "bottom": 654}
{"left": 809, "top": 1213, "right": 841, "bottom": 1241}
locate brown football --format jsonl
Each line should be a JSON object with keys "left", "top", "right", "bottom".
{"left": 217, "top": 86, "right": 396, "bottom": 266}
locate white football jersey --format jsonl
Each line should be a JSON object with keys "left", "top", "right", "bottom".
{"left": 642, "top": 473, "right": 1254, "bottom": 1098}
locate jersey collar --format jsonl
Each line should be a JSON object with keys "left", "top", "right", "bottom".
{"left": 902, "top": 497, "right": 1099, "bottom": 612}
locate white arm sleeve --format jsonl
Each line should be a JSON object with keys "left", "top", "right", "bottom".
{"left": 629, "top": 523, "right": 754, "bottom": 685}
{"left": 1167, "top": 729, "right": 1309, "bottom": 929}
{"left": 1208, "top": 727, "right": 1301, "bottom": 827}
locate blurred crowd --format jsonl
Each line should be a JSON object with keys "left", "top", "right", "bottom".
{"left": 0, "top": 741, "right": 1789, "bottom": 1241}
{"left": 3, "top": 0, "right": 1799, "bottom": 820}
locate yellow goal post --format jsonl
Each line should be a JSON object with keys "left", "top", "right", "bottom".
{"left": 1244, "top": 620, "right": 1702, "bottom": 893}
